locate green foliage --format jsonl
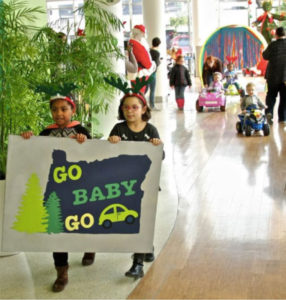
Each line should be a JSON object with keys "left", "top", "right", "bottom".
{"left": 30, "top": 0, "right": 123, "bottom": 135}
{"left": 0, "top": 0, "right": 123, "bottom": 174}
{"left": 170, "top": 16, "right": 188, "bottom": 30}
{"left": 275, "top": 2, "right": 286, "bottom": 28}
{"left": 45, "top": 191, "right": 64, "bottom": 234}
{"left": 12, "top": 173, "right": 48, "bottom": 233}
{"left": 0, "top": 0, "right": 50, "bottom": 174}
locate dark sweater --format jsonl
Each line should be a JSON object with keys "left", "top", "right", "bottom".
{"left": 263, "top": 38, "right": 286, "bottom": 85}
{"left": 169, "top": 64, "right": 191, "bottom": 87}
{"left": 150, "top": 48, "right": 161, "bottom": 70}
{"left": 109, "top": 121, "right": 159, "bottom": 141}
{"left": 40, "top": 123, "right": 91, "bottom": 139}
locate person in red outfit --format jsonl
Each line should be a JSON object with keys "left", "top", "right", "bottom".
{"left": 129, "top": 24, "right": 156, "bottom": 93}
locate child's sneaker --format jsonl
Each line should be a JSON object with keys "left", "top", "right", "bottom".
{"left": 266, "top": 113, "right": 273, "bottom": 125}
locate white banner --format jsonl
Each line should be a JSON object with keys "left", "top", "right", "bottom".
{"left": 2, "top": 136, "right": 163, "bottom": 252}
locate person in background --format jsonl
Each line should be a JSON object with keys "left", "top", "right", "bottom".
{"left": 169, "top": 55, "right": 192, "bottom": 110}
{"left": 149, "top": 37, "right": 162, "bottom": 110}
{"left": 223, "top": 62, "right": 244, "bottom": 96}
{"left": 129, "top": 24, "right": 156, "bottom": 94}
{"left": 202, "top": 55, "right": 223, "bottom": 87}
{"left": 263, "top": 26, "right": 286, "bottom": 124}
{"left": 209, "top": 72, "right": 224, "bottom": 93}
{"left": 240, "top": 82, "right": 266, "bottom": 113}
{"left": 125, "top": 41, "right": 138, "bottom": 75}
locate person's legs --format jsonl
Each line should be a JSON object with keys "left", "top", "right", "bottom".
{"left": 278, "top": 82, "right": 286, "bottom": 122}
{"left": 175, "top": 86, "right": 186, "bottom": 110}
{"left": 265, "top": 82, "right": 279, "bottom": 124}
{"left": 125, "top": 253, "right": 144, "bottom": 279}
{"left": 53, "top": 252, "right": 68, "bottom": 267}
{"left": 82, "top": 252, "right": 95, "bottom": 266}
{"left": 52, "top": 252, "right": 68, "bottom": 292}
{"left": 149, "top": 73, "right": 156, "bottom": 109}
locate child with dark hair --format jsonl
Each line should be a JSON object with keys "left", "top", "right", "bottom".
{"left": 169, "top": 55, "right": 192, "bottom": 110}
{"left": 108, "top": 91, "right": 162, "bottom": 279}
{"left": 21, "top": 94, "right": 94, "bottom": 293}
{"left": 202, "top": 55, "right": 223, "bottom": 87}
{"left": 223, "top": 62, "right": 243, "bottom": 95}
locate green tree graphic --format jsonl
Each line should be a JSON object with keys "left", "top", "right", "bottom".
{"left": 13, "top": 173, "right": 48, "bottom": 233}
{"left": 45, "top": 191, "right": 64, "bottom": 234}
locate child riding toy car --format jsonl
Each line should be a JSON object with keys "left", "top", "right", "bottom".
{"left": 236, "top": 104, "right": 270, "bottom": 136}
{"left": 196, "top": 88, "right": 226, "bottom": 112}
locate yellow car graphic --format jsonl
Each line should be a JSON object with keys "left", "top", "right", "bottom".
{"left": 98, "top": 203, "right": 139, "bottom": 229}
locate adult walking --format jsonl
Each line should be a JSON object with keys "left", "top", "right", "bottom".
{"left": 202, "top": 56, "right": 223, "bottom": 87}
{"left": 149, "top": 37, "right": 161, "bottom": 110}
{"left": 263, "top": 26, "right": 286, "bottom": 124}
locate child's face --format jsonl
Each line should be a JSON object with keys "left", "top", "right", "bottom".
{"left": 213, "top": 74, "right": 221, "bottom": 82}
{"left": 51, "top": 99, "right": 74, "bottom": 128}
{"left": 246, "top": 85, "right": 255, "bottom": 96}
{"left": 177, "top": 58, "right": 184, "bottom": 65}
{"left": 227, "top": 64, "right": 234, "bottom": 71}
{"left": 122, "top": 97, "right": 146, "bottom": 123}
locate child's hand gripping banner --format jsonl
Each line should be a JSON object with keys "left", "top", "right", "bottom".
{"left": 1, "top": 136, "right": 163, "bottom": 253}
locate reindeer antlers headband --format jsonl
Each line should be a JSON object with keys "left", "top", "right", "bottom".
{"left": 104, "top": 74, "right": 155, "bottom": 105}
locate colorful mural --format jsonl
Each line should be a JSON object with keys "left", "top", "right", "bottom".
{"left": 199, "top": 25, "right": 268, "bottom": 81}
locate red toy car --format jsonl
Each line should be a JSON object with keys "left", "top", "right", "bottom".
{"left": 242, "top": 67, "right": 261, "bottom": 77}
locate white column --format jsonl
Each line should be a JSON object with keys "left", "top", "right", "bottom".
{"left": 95, "top": 0, "right": 125, "bottom": 138}
{"left": 192, "top": 0, "right": 219, "bottom": 77}
{"left": 142, "top": 0, "right": 167, "bottom": 104}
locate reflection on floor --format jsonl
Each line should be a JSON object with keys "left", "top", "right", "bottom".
{"left": 1, "top": 76, "right": 286, "bottom": 299}
{"left": 130, "top": 77, "right": 286, "bottom": 299}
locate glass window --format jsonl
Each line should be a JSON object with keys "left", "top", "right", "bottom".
{"left": 46, "top": 0, "right": 84, "bottom": 39}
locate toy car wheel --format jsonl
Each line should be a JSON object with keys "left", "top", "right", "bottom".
{"left": 125, "top": 215, "right": 135, "bottom": 224}
{"left": 236, "top": 122, "right": 243, "bottom": 133}
{"left": 245, "top": 125, "right": 252, "bottom": 137}
{"left": 196, "top": 99, "right": 203, "bottom": 112}
{"left": 103, "top": 220, "right": 112, "bottom": 229}
{"left": 263, "top": 123, "right": 270, "bottom": 136}
{"left": 220, "top": 105, "right": 225, "bottom": 112}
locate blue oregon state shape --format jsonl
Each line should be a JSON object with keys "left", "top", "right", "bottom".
{"left": 43, "top": 150, "right": 152, "bottom": 234}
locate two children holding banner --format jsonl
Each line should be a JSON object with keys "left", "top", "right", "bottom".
{"left": 21, "top": 78, "right": 163, "bottom": 290}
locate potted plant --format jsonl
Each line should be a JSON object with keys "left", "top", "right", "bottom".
{"left": 0, "top": 0, "right": 50, "bottom": 175}
{"left": 0, "top": 0, "right": 122, "bottom": 251}
{"left": 30, "top": 0, "right": 123, "bottom": 138}
{"left": 0, "top": 0, "right": 122, "bottom": 176}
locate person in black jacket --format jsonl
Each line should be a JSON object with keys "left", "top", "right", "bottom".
{"left": 263, "top": 26, "right": 286, "bottom": 124}
{"left": 169, "top": 55, "right": 192, "bottom": 110}
{"left": 21, "top": 95, "right": 94, "bottom": 293}
{"left": 149, "top": 37, "right": 161, "bottom": 110}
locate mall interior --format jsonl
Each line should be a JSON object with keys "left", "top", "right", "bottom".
{"left": 1, "top": 0, "right": 286, "bottom": 299}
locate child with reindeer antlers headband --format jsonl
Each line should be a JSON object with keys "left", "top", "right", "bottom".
{"left": 105, "top": 75, "right": 163, "bottom": 279}
{"left": 21, "top": 84, "right": 95, "bottom": 293}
